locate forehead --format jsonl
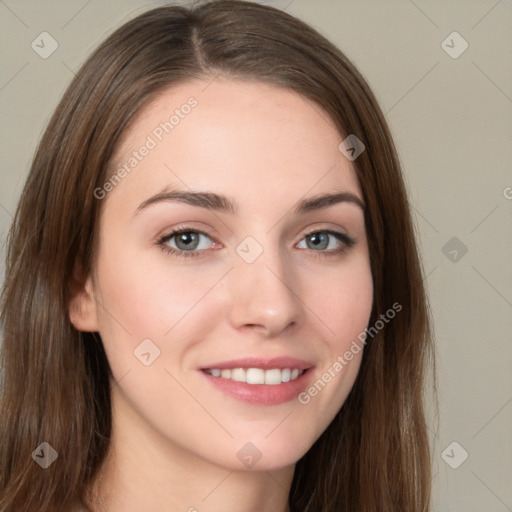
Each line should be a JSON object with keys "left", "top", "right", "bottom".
{"left": 107, "top": 78, "right": 362, "bottom": 213}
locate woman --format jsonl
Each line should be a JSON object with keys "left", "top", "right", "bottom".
{"left": 0, "top": 1, "right": 434, "bottom": 511}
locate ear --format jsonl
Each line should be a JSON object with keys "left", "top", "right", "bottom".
{"left": 68, "top": 262, "right": 99, "bottom": 332}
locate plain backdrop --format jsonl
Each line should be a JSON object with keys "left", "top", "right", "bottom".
{"left": 0, "top": 1, "right": 511, "bottom": 510}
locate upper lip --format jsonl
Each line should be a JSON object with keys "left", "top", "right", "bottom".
{"left": 200, "top": 356, "right": 314, "bottom": 371}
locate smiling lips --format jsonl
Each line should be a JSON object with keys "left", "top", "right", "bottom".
{"left": 200, "top": 356, "right": 314, "bottom": 405}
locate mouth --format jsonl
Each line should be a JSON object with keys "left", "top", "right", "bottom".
{"left": 202, "top": 367, "right": 306, "bottom": 385}
{"left": 199, "top": 356, "right": 314, "bottom": 405}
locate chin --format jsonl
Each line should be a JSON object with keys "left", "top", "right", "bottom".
{"left": 229, "top": 435, "right": 314, "bottom": 472}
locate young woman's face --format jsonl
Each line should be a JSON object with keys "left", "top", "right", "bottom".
{"left": 80, "top": 78, "right": 373, "bottom": 471}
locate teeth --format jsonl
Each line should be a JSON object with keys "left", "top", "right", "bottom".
{"left": 264, "top": 369, "right": 282, "bottom": 385}
{"left": 246, "top": 368, "right": 264, "bottom": 384}
{"left": 231, "top": 368, "right": 246, "bottom": 382}
{"left": 205, "top": 367, "right": 304, "bottom": 385}
{"left": 281, "top": 368, "right": 291, "bottom": 382}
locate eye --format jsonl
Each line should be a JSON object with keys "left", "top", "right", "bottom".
{"left": 157, "top": 227, "right": 356, "bottom": 260}
{"left": 157, "top": 228, "right": 217, "bottom": 258}
{"left": 296, "top": 229, "right": 356, "bottom": 256}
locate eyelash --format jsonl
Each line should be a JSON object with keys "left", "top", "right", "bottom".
{"left": 157, "top": 227, "right": 356, "bottom": 260}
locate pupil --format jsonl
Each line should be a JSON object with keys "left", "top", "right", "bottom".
{"left": 309, "top": 233, "right": 327, "bottom": 250}
{"left": 178, "top": 232, "right": 198, "bottom": 249}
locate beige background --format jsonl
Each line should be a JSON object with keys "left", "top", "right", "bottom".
{"left": 1, "top": 0, "right": 511, "bottom": 510}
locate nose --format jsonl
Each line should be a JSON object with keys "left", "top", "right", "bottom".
{"left": 227, "top": 245, "right": 304, "bottom": 338}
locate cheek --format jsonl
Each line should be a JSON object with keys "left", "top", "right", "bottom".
{"left": 331, "top": 276, "right": 373, "bottom": 350}
{"left": 296, "top": 253, "right": 373, "bottom": 413}
{"left": 304, "top": 254, "right": 374, "bottom": 345}
{"left": 91, "top": 242, "right": 224, "bottom": 373}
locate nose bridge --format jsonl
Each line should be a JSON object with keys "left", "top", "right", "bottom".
{"left": 228, "top": 235, "right": 303, "bottom": 335}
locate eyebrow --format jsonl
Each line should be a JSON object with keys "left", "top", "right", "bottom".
{"left": 134, "top": 188, "right": 365, "bottom": 216}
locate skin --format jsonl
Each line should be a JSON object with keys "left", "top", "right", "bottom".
{"left": 69, "top": 77, "right": 373, "bottom": 512}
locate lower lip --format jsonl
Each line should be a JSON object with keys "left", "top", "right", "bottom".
{"left": 200, "top": 369, "right": 314, "bottom": 405}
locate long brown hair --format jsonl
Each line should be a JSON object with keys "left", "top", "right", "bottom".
{"left": 0, "top": 1, "right": 434, "bottom": 510}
